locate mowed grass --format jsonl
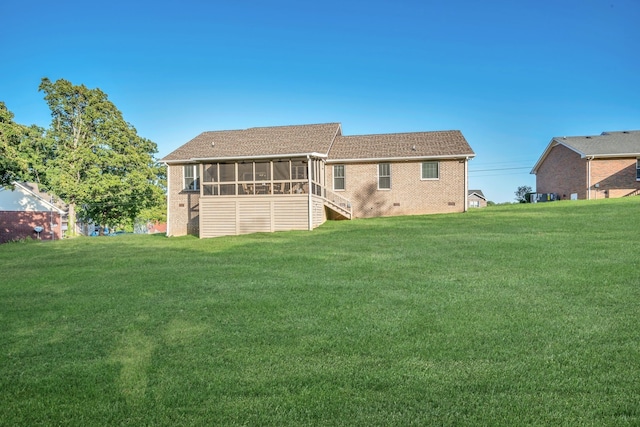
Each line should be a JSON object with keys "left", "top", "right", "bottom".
{"left": 1, "top": 198, "right": 640, "bottom": 426}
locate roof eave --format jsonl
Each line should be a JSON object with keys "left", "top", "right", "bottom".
{"left": 584, "top": 152, "right": 640, "bottom": 159}
{"left": 326, "top": 153, "right": 475, "bottom": 164}
{"left": 11, "top": 182, "right": 67, "bottom": 214}
{"left": 163, "top": 152, "right": 329, "bottom": 164}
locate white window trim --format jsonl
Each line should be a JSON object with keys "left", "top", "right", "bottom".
{"left": 378, "top": 163, "right": 391, "bottom": 190}
{"left": 183, "top": 164, "right": 200, "bottom": 191}
{"left": 636, "top": 159, "right": 640, "bottom": 181}
{"left": 421, "top": 161, "right": 440, "bottom": 180}
{"left": 333, "top": 164, "right": 345, "bottom": 191}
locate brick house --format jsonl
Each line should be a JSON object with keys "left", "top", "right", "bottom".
{"left": 0, "top": 182, "right": 66, "bottom": 243}
{"left": 162, "top": 123, "right": 475, "bottom": 238}
{"left": 468, "top": 190, "right": 487, "bottom": 208}
{"left": 531, "top": 131, "right": 640, "bottom": 200}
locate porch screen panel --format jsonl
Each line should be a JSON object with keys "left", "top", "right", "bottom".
{"left": 273, "top": 161, "right": 290, "bottom": 180}
{"left": 203, "top": 164, "right": 218, "bottom": 182}
{"left": 291, "top": 160, "right": 307, "bottom": 179}
{"left": 238, "top": 163, "right": 253, "bottom": 181}
{"left": 255, "top": 162, "right": 271, "bottom": 181}
{"left": 219, "top": 163, "right": 236, "bottom": 182}
{"left": 202, "top": 164, "right": 219, "bottom": 195}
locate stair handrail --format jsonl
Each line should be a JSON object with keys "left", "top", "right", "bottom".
{"left": 324, "top": 189, "right": 352, "bottom": 214}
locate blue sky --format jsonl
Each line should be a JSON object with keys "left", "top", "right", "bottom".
{"left": 2, "top": 0, "right": 639, "bottom": 202}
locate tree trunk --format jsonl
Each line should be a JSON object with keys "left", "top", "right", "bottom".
{"left": 67, "top": 203, "right": 77, "bottom": 237}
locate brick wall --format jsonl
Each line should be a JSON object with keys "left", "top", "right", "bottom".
{"left": 536, "top": 144, "right": 640, "bottom": 200}
{"left": 590, "top": 158, "right": 640, "bottom": 199}
{"left": 167, "top": 165, "right": 200, "bottom": 236}
{"left": 536, "top": 144, "right": 587, "bottom": 199}
{"left": 0, "top": 211, "right": 62, "bottom": 243}
{"left": 327, "top": 159, "right": 467, "bottom": 218}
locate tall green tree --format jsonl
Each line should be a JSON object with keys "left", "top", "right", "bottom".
{"left": 515, "top": 185, "right": 533, "bottom": 203}
{"left": 39, "top": 78, "right": 163, "bottom": 234}
{"left": 0, "top": 102, "right": 48, "bottom": 186}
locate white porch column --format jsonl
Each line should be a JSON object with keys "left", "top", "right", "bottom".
{"left": 307, "top": 155, "right": 313, "bottom": 231}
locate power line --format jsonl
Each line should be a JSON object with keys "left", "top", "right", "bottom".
{"left": 470, "top": 171, "right": 533, "bottom": 178}
{"left": 469, "top": 166, "right": 531, "bottom": 173}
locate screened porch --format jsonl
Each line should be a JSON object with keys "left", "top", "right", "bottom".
{"left": 199, "top": 157, "right": 326, "bottom": 198}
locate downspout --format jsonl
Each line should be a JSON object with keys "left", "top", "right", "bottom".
{"left": 307, "top": 155, "right": 313, "bottom": 231}
{"left": 464, "top": 157, "right": 469, "bottom": 212}
{"left": 586, "top": 156, "right": 593, "bottom": 200}
{"left": 166, "top": 164, "right": 171, "bottom": 236}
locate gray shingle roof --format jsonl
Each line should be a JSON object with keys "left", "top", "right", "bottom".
{"left": 328, "top": 130, "right": 474, "bottom": 161}
{"left": 162, "top": 123, "right": 474, "bottom": 163}
{"left": 531, "top": 130, "right": 640, "bottom": 174}
{"left": 468, "top": 189, "right": 485, "bottom": 199}
{"left": 162, "top": 123, "right": 341, "bottom": 162}
{"left": 553, "top": 131, "right": 640, "bottom": 157}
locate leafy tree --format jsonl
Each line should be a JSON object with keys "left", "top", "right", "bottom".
{"left": 0, "top": 102, "right": 48, "bottom": 186}
{"left": 39, "top": 77, "right": 163, "bottom": 234}
{"left": 515, "top": 185, "right": 533, "bottom": 203}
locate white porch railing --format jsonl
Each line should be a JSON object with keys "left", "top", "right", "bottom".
{"left": 323, "top": 189, "right": 352, "bottom": 219}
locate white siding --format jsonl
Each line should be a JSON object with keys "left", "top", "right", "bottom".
{"left": 273, "top": 198, "right": 308, "bottom": 231}
{"left": 200, "top": 195, "right": 318, "bottom": 237}
{"left": 312, "top": 196, "right": 326, "bottom": 228}
{"left": 238, "top": 201, "right": 271, "bottom": 234}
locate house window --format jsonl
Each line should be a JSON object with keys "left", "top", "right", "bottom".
{"left": 636, "top": 159, "right": 640, "bottom": 180}
{"left": 184, "top": 165, "right": 200, "bottom": 191}
{"left": 333, "top": 165, "right": 345, "bottom": 190}
{"left": 421, "top": 161, "right": 439, "bottom": 180}
{"left": 469, "top": 200, "right": 480, "bottom": 208}
{"left": 378, "top": 163, "right": 391, "bottom": 189}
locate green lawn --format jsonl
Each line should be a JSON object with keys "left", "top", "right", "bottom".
{"left": 1, "top": 198, "right": 640, "bottom": 426}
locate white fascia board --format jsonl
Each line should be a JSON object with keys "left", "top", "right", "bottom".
{"left": 581, "top": 152, "right": 640, "bottom": 159}
{"left": 468, "top": 191, "right": 486, "bottom": 200}
{"left": 326, "top": 153, "right": 475, "bottom": 164}
{"left": 164, "top": 152, "right": 328, "bottom": 164}
{"left": 12, "top": 182, "right": 66, "bottom": 214}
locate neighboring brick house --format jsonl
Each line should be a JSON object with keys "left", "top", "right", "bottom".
{"left": 468, "top": 190, "right": 487, "bottom": 208}
{"left": 162, "top": 123, "right": 475, "bottom": 238}
{"left": 0, "top": 182, "right": 66, "bottom": 243}
{"left": 531, "top": 131, "right": 640, "bottom": 200}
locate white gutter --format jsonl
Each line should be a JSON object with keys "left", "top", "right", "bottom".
{"left": 326, "top": 154, "right": 476, "bottom": 164}
{"left": 581, "top": 152, "right": 640, "bottom": 159}
{"left": 587, "top": 156, "right": 593, "bottom": 200}
{"left": 165, "top": 152, "right": 329, "bottom": 164}
{"left": 464, "top": 157, "right": 469, "bottom": 212}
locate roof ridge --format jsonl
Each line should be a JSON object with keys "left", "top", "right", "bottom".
{"left": 341, "top": 129, "right": 460, "bottom": 138}
{"left": 198, "top": 123, "right": 341, "bottom": 134}
{"left": 246, "top": 122, "right": 341, "bottom": 131}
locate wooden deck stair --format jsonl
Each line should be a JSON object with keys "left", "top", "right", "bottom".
{"left": 323, "top": 190, "right": 352, "bottom": 220}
